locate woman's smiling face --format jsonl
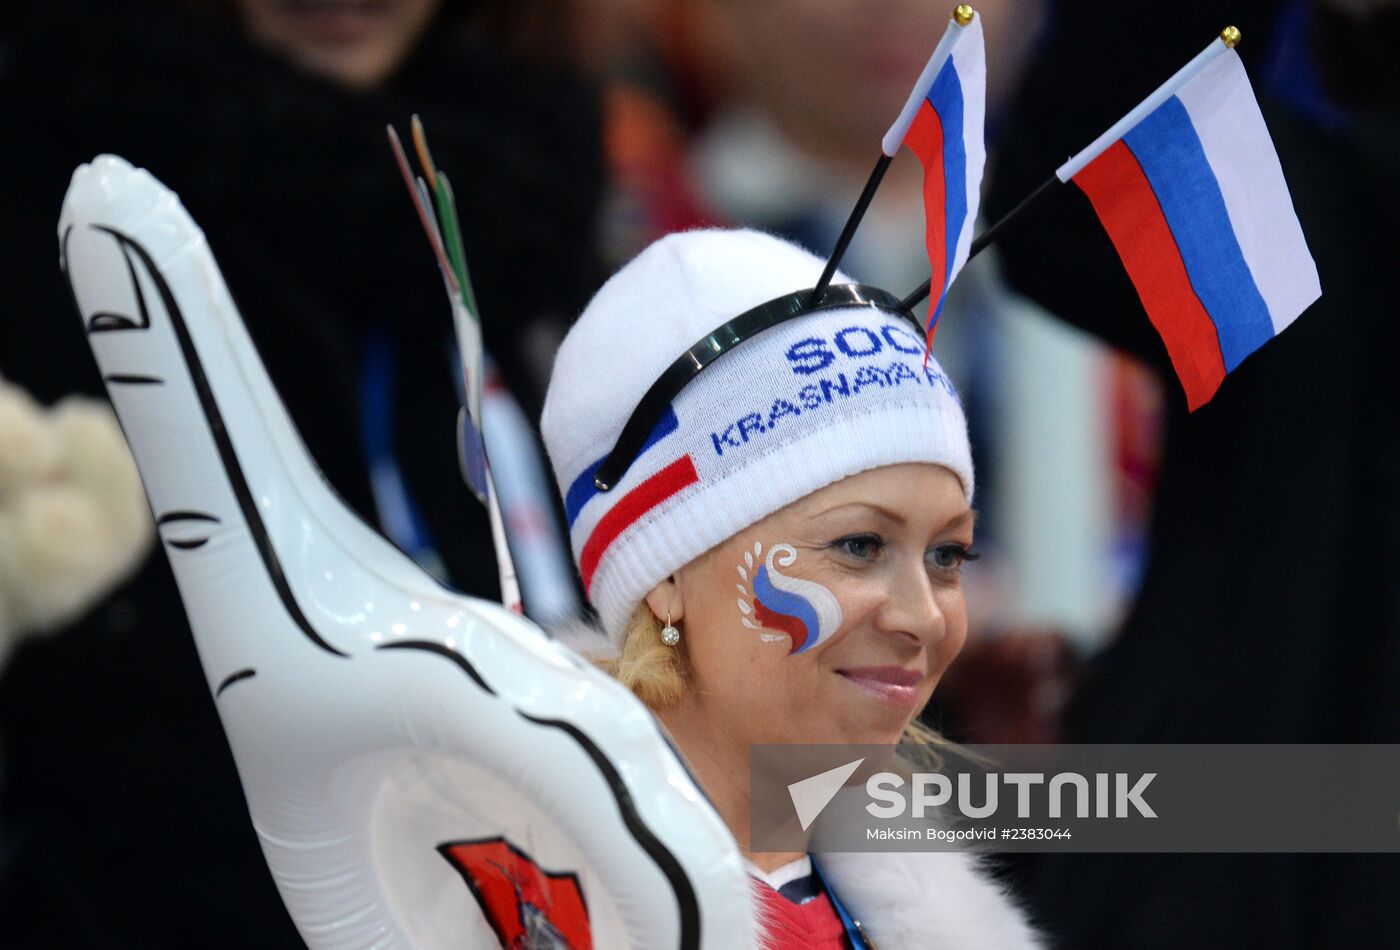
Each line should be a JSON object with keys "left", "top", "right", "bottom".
{"left": 648, "top": 462, "right": 973, "bottom": 748}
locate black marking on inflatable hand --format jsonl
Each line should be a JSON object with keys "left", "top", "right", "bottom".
{"left": 377, "top": 640, "right": 496, "bottom": 696}
{"left": 158, "top": 510, "right": 221, "bottom": 525}
{"left": 216, "top": 668, "right": 257, "bottom": 697}
{"left": 105, "top": 374, "right": 164, "bottom": 386}
{"left": 158, "top": 510, "right": 220, "bottom": 550}
{"left": 90, "top": 225, "right": 348, "bottom": 659}
{"left": 518, "top": 713, "right": 701, "bottom": 950}
{"left": 62, "top": 223, "right": 154, "bottom": 334}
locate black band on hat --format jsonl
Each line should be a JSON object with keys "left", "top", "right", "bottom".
{"left": 592, "top": 283, "right": 916, "bottom": 492}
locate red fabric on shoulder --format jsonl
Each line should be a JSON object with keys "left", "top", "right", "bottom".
{"left": 754, "top": 881, "right": 851, "bottom": 949}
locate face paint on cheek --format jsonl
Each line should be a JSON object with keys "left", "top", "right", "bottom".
{"left": 734, "top": 541, "right": 843, "bottom": 654}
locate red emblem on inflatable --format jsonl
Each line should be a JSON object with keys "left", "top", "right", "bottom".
{"left": 438, "top": 838, "right": 592, "bottom": 949}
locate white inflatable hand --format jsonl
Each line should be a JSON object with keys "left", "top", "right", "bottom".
{"left": 58, "top": 155, "right": 754, "bottom": 950}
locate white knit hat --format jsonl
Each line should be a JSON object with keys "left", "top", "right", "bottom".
{"left": 541, "top": 229, "right": 973, "bottom": 639}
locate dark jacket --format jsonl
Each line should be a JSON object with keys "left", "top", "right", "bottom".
{"left": 987, "top": 4, "right": 1400, "bottom": 947}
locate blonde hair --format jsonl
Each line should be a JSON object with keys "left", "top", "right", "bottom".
{"left": 603, "top": 603, "right": 953, "bottom": 761}
{"left": 600, "top": 604, "right": 690, "bottom": 709}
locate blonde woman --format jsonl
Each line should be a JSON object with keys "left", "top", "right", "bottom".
{"left": 543, "top": 229, "right": 1040, "bottom": 948}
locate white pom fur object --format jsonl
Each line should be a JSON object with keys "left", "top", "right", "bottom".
{"left": 0, "top": 378, "right": 153, "bottom": 664}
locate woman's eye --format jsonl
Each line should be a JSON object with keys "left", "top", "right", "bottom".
{"left": 927, "top": 543, "right": 979, "bottom": 575}
{"left": 833, "top": 534, "right": 884, "bottom": 560}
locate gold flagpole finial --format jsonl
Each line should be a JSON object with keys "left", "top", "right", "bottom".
{"left": 1220, "top": 25, "right": 1241, "bottom": 48}
{"left": 954, "top": 4, "right": 974, "bottom": 26}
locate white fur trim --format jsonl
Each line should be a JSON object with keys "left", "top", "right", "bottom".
{"left": 744, "top": 849, "right": 1041, "bottom": 948}
{"left": 813, "top": 850, "right": 1043, "bottom": 948}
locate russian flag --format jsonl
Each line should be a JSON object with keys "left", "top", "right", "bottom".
{"left": 1059, "top": 41, "right": 1321, "bottom": 410}
{"left": 882, "top": 9, "right": 986, "bottom": 347}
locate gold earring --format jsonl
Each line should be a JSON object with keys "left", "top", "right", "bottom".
{"left": 660, "top": 611, "right": 680, "bottom": 647}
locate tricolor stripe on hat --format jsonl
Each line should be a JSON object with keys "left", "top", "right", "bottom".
{"left": 564, "top": 407, "right": 698, "bottom": 591}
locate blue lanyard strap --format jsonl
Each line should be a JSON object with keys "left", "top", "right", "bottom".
{"left": 811, "top": 858, "right": 874, "bottom": 950}
{"left": 359, "top": 326, "right": 435, "bottom": 558}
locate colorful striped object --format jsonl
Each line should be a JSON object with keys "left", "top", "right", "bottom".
{"left": 565, "top": 406, "right": 699, "bottom": 592}
{"left": 1059, "top": 41, "right": 1321, "bottom": 410}
{"left": 882, "top": 8, "right": 986, "bottom": 347}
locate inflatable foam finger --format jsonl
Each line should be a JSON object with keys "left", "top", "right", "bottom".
{"left": 59, "top": 155, "right": 755, "bottom": 950}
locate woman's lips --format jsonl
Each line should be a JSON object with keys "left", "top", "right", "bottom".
{"left": 836, "top": 666, "right": 923, "bottom": 708}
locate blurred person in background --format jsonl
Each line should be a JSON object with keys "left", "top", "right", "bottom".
{"left": 987, "top": 0, "right": 1400, "bottom": 946}
{"left": 590, "top": 0, "right": 1045, "bottom": 281}
{"left": 684, "top": 0, "right": 1042, "bottom": 288}
{"left": 0, "top": 0, "right": 601, "bottom": 944}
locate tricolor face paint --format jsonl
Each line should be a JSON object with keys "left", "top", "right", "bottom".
{"left": 735, "top": 541, "right": 843, "bottom": 654}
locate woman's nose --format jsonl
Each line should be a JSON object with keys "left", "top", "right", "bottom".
{"left": 874, "top": 560, "right": 946, "bottom": 646}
